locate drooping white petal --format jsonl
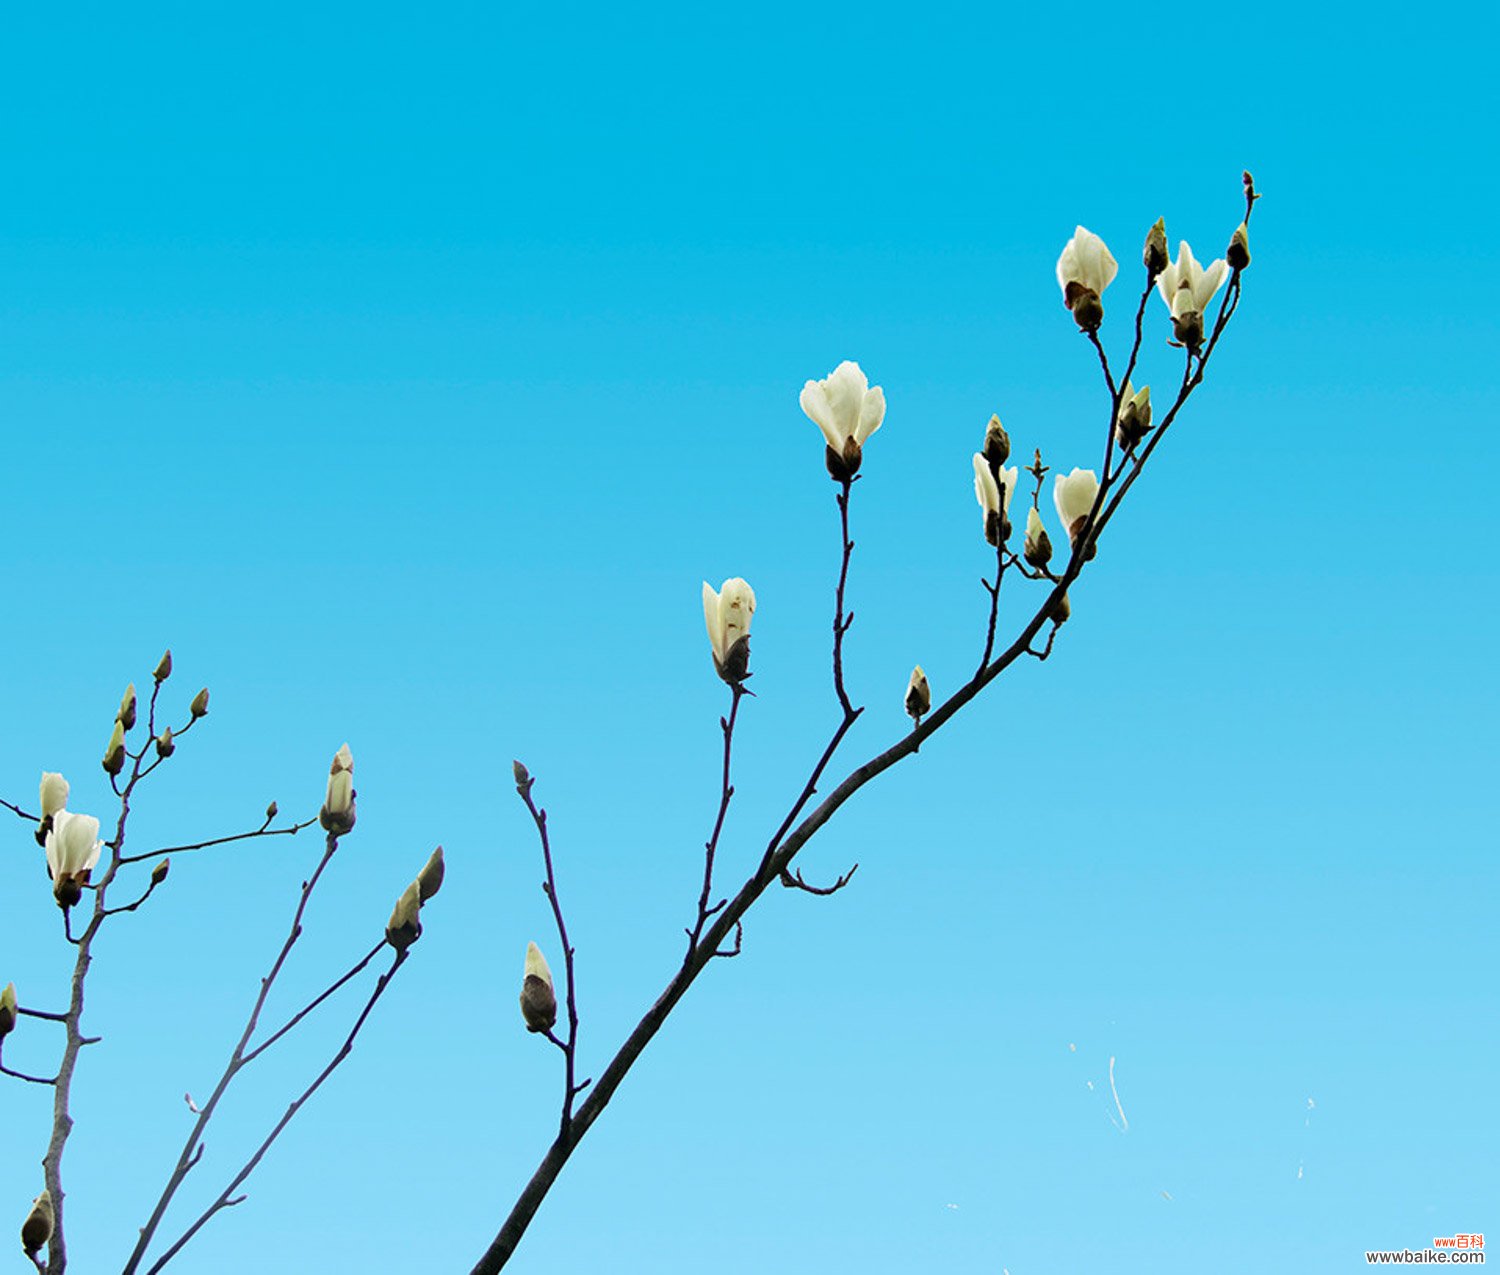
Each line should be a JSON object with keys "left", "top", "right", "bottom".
{"left": 998, "top": 465, "right": 1020, "bottom": 515}
{"left": 973, "top": 453, "right": 1000, "bottom": 514}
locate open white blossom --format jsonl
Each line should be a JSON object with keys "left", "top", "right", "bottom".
{"left": 1156, "top": 241, "right": 1229, "bottom": 346}
{"left": 799, "top": 361, "right": 886, "bottom": 479}
{"left": 1055, "top": 227, "right": 1118, "bottom": 328}
{"left": 972, "top": 456, "right": 1020, "bottom": 546}
{"left": 1053, "top": 468, "right": 1101, "bottom": 548}
{"left": 702, "top": 577, "right": 756, "bottom": 683}
{"left": 46, "top": 810, "right": 103, "bottom": 907}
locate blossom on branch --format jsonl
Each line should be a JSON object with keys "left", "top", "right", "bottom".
{"left": 1056, "top": 226, "right": 1118, "bottom": 331}
{"left": 45, "top": 811, "right": 103, "bottom": 909}
{"left": 385, "top": 881, "right": 423, "bottom": 952}
{"left": 520, "top": 942, "right": 557, "bottom": 1033}
{"left": 0, "top": 983, "right": 15, "bottom": 1038}
{"left": 905, "top": 666, "right": 930, "bottom": 722}
{"left": 973, "top": 455, "right": 1020, "bottom": 546}
{"left": 702, "top": 578, "right": 756, "bottom": 684}
{"left": 1156, "top": 241, "right": 1229, "bottom": 350}
{"left": 800, "top": 360, "right": 886, "bottom": 481}
{"left": 1115, "top": 381, "right": 1152, "bottom": 450}
{"left": 1053, "top": 468, "right": 1100, "bottom": 557}
{"left": 21, "top": 1190, "right": 53, "bottom": 1260}
{"left": 320, "top": 744, "right": 356, "bottom": 835}
{"left": 102, "top": 720, "right": 126, "bottom": 777}
{"left": 1024, "top": 506, "right": 1053, "bottom": 569}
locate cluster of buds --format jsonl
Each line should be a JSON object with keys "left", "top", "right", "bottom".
{"left": 384, "top": 848, "right": 445, "bottom": 953}
{"left": 800, "top": 361, "right": 886, "bottom": 481}
{"left": 319, "top": 744, "right": 357, "bottom": 835}
{"left": 519, "top": 942, "right": 557, "bottom": 1033}
{"left": 702, "top": 578, "right": 756, "bottom": 685}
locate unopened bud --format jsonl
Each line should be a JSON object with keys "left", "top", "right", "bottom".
{"left": 1227, "top": 222, "right": 1251, "bottom": 272}
{"left": 319, "top": 744, "right": 356, "bottom": 835}
{"left": 416, "top": 847, "right": 445, "bottom": 903}
{"left": 904, "top": 666, "right": 930, "bottom": 722}
{"left": 155, "top": 728, "right": 175, "bottom": 758}
{"left": 520, "top": 942, "right": 557, "bottom": 1033}
{"left": 189, "top": 687, "right": 210, "bottom": 718}
{"left": 0, "top": 984, "right": 16, "bottom": 1038}
{"left": 1114, "top": 382, "right": 1153, "bottom": 451}
{"left": 154, "top": 649, "right": 173, "bottom": 682}
{"left": 1144, "top": 218, "right": 1169, "bottom": 278}
{"left": 117, "top": 683, "right": 137, "bottom": 732}
{"left": 151, "top": 859, "right": 170, "bottom": 886}
{"left": 265, "top": 800, "right": 279, "bottom": 821}
{"left": 982, "top": 415, "right": 1010, "bottom": 467}
{"left": 1052, "top": 591, "right": 1072, "bottom": 625}
{"left": 39, "top": 773, "right": 68, "bottom": 820}
{"left": 102, "top": 721, "right": 126, "bottom": 777}
{"left": 385, "top": 881, "right": 423, "bottom": 952}
{"left": 20, "top": 1190, "right": 53, "bottom": 1259}
{"left": 1024, "top": 507, "right": 1053, "bottom": 569}
{"left": 512, "top": 760, "right": 531, "bottom": 791}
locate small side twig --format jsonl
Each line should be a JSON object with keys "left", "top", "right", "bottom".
{"left": 779, "top": 863, "right": 860, "bottom": 896}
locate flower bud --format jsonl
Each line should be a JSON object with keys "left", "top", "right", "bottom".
{"left": 102, "top": 720, "right": 126, "bottom": 777}
{"left": 319, "top": 744, "right": 356, "bottom": 835}
{"left": 973, "top": 456, "right": 1019, "bottom": 547}
{"left": 1056, "top": 227, "right": 1118, "bottom": 331}
{"left": 982, "top": 415, "right": 1010, "bottom": 467}
{"left": 904, "top": 666, "right": 930, "bottom": 722}
{"left": 1052, "top": 591, "right": 1072, "bottom": 625}
{"left": 39, "top": 773, "right": 68, "bottom": 820}
{"left": 151, "top": 859, "right": 170, "bottom": 886}
{"left": 265, "top": 800, "right": 278, "bottom": 821}
{"left": 189, "top": 687, "right": 210, "bottom": 718}
{"left": 702, "top": 578, "right": 756, "bottom": 684}
{"left": 46, "top": 811, "right": 103, "bottom": 909}
{"left": 1170, "top": 282, "right": 1204, "bottom": 350}
{"left": 117, "top": 683, "right": 138, "bottom": 732}
{"left": 1143, "top": 218, "right": 1169, "bottom": 278}
{"left": 154, "top": 649, "right": 173, "bottom": 682}
{"left": 520, "top": 941, "right": 557, "bottom": 1033}
{"left": 1052, "top": 468, "right": 1101, "bottom": 560}
{"left": 1114, "top": 381, "right": 1153, "bottom": 451}
{"left": 155, "top": 727, "right": 175, "bottom": 758}
{"left": 416, "top": 846, "right": 445, "bottom": 903}
{"left": 1024, "top": 507, "right": 1053, "bottom": 569}
{"left": 385, "top": 881, "right": 423, "bottom": 952}
{"left": 512, "top": 760, "right": 531, "bottom": 791}
{"left": 0, "top": 984, "right": 16, "bottom": 1038}
{"left": 21, "top": 1190, "right": 53, "bottom": 1259}
{"left": 1227, "top": 221, "right": 1251, "bottom": 271}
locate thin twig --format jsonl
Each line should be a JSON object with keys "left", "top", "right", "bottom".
{"left": 689, "top": 686, "right": 745, "bottom": 952}
{"left": 117, "top": 815, "right": 315, "bottom": 866}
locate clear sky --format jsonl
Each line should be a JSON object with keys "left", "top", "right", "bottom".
{"left": 2, "top": 2, "right": 1495, "bottom": 1273}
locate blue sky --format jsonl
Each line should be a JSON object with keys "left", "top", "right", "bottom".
{"left": 1, "top": 2, "right": 1496, "bottom": 1272}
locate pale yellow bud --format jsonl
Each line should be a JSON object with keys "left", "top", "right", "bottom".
{"left": 904, "top": 666, "right": 931, "bottom": 721}
{"left": 385, "top": 881, "right": 423, "bottom": 952}
{"left": 416, "top": 847, "right": 445, "bottom": 903}
{"left": 319, "top": 744, "right": 356, "bottom": 835}
{"left": 520, "top": 941, "right": 557, "bottom": 1033}
{"left": 102, "top": 720, "right": 126, "bottom": 777}
{"left": 0, "top": 984, "right": 16, "bottom": 1038}
{"left": 21, "top": 1190, "right": 53, "bottom": 1259}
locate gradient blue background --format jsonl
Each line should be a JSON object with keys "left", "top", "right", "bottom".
{"left": 1, "top": 2, "right": 1494, "bottom": 1272}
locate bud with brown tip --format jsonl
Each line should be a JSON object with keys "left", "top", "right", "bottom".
{"left": 189, "top": 687, "right": 210, "bottom": 718}
{"left": 982, "top": 415, "right": 1010, "bottom": 468}
{"left": 520, "top": 942, "right": 557, "bottom": 1033}
{"left": 1227, "top": 222, "right": 1251, "bottom": 272}
{"left": 416, "top": 847, "right": 445, "bottom": 903}
{"left": 904, "top": 666, "right": 930, "bottom": 723}
{"left": 151, "top": 859, "right": 171, "bottom": 886}
{"left": 385, "top": 881, "right": 423, "bottom": 952}
{"left": 155, "top": 727, "right": 175, "bottom": 759}
{"left": 1143, "top": 218, "right": 1169, "bottom": 279}
{"left": 319, "top": 744, "right": 356, "bottom": 835}
{"left": 21, "top": 1190, "right": 53, "bottom": 1259}
{"left": 102, "top": 721, "right": 126, "bottom": 777}
{"left": 1114, "top": 381, "right": 1153, "bottom": 451}
{"left": 1023, "top": 507, "right": 1053, "bottom": 570}
{"left": 154, "top": 649, "right": 173, "bottom": 682}
{"left": 0, "top": 984, "right": 16, "bottom": 1038}
{"left": 117, "top": 683, "right": 138, "bottom": 732}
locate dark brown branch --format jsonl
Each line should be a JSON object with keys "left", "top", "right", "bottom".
{"left": 689, "top": 686, "right": 745, "bottom": 952}
{"left": 241, "top": 942, "right": 386, "bottom": 1066}
{"left": 1, "top": 796, "right": 38, "bottom": 822}
{"left": 711, "top": 921, "right": 743, "bottom": 959}
{"left": 831, "top": 478, "right": 858, "bottom": 718}
{"left": 144, "top": 952, "right": 408, "bottom": 1274}
{"left": 116, "top": 815, "right": 315, "bottom": 866}
{"left": 779, "top": 863, "right": 860, "bottom": 896}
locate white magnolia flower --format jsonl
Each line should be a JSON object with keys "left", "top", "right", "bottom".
{"left": 800, "top": 361, "right": 886, "bottom": 479}
{"left": 46, "top": 810, "right": 103, "bottom": 907}
{"left": 1056, "top": 227, "right": 1118, "bottom": 328}
{"left": 972, "top": 455, "right": 1020, "bottom": 546}
{"left": 904, "top": 666, "right": 931, "bottom": 721}
{"left": 520, "top": 941, "right": 557, "bottom": 1033}
{"left": 702, "top": 577, "right": 756, "bottom": 683}
{"left": 320, "top": 743, "right": 356, "bottom": 834}
{"left": 1053, "top": 468, "right": 1101, "bottom": 548}
{"left": 1024, "top": 506, "right": 1053, "bottom": 568}
{"left": 1156, "top": 241, "right": 1229, "bottom": 347}
{"left": 39, "top": 773, "right": 69, "bottom": 819}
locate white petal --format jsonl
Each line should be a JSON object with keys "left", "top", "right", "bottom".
{"left": 799, "top": 381, "right": 843, "bottom": 451}
{"left": 822, "top": 362, "right": 868, "bottom": 441}
{"left": 854, "top": 384, "right": 886, "bottom": 445}
{"left": 718, "top": 577, "right": 756, "bottom": 646}
{"left": 999, "top": 466, "right": 1020, "bottom": 514}
{"left": 1194, "top": 258, "right": 1230, "bottom": 310}
{"left": 524, "top": 940, "right": 553, "bottom": 987}
{"left": 972, "top": 453, "right": 999, "bottom": 513}
{"left": 702, "top": 581, "right": 724, "bottom": 659}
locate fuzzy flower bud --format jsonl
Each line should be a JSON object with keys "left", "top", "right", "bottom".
{"left": 45, "top": 811, "right": 103, "bottom": 908}
{"left": 512, "top": 760, "right": 531, "bottom": 791}
{"left": 702, "top": 578, "right": 756, "bottom": 684}
{"left": 1114, "top": 381, "right": 1153, "bottom": 451}
{"left": 1227, "top": 222, "right": 1251, "bottom": 272}
{"left": 416, "top": 847, "right": 445, "bottom": 903}
{"left": 154, "top": 649, "right": 173, "bottom": 682}
{"left": 1144, "top": 218, "right": 1169, "bottom": 278}
{"left": 39, "top": 773, "right": 68, "bottom": 820}
{"left": 385, "top": 880, "right": 424, "bottom": 952}
{"left": 151, "top": 859, "right": 171, "bottom": 886}
{"left": 102, "top": 720, "right": 126, "bottom": 777}
{"left": 319, "top": 744, "right": 356, "bottom": 835}
{"left": 0, "top": 984, "right": 16, "bottom": 1039}
{"left": 117, "top": 683, "right": 138, "bottom": 732}
{"left": 189, "top": 687, "right": 210, "bottom": 718}
{"left": 21, "top": 1190, "right": 53, "bottom": 1259}
{"left": 982, "top": 415, "right": 1010, "bottom": 468}
{"left": 520, "top": 942, "right": 557, "bottom": 1033}
{"left": 266, "top": 800, "right": 279, "bottom": 821}
{"left": 1024, "top": 506, "right": 1053, "bottom": 569}
{"left": 972, "top": 456, "right": 1020, "bottom": 547}
{"left": 800, "top": 361, "right": 886, "bottom": 481}
{"left": 155, "top": 727, "right": 175, "bottom": 759}
{"left": 904, "top": 666, "right": 930, "bottom": 722}
{"left": 1052, "top": 468, "right": 1101, "bottom": 559}
{"left": 1056, "top": 226, "right": 1118, "bottom": 331}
